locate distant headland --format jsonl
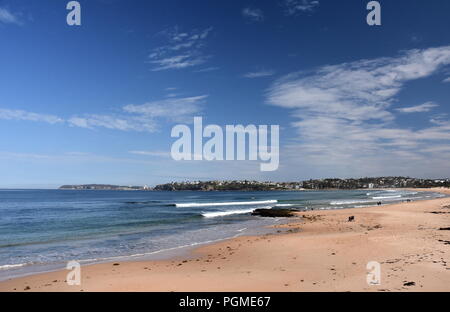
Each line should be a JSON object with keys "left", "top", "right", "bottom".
{"left": 58, "top": 184, "right": 149, "bottom": 191}
{"left": 59, "top": 177, "right": 450, "bottom": 191}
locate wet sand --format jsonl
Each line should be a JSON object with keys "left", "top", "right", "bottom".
{"left": 1, "top": 188, "right": 449, "bottom": 292}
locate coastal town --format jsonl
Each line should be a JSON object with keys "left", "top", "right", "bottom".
{"left": 59, "top": 177, "right": 450, "bottom": 191}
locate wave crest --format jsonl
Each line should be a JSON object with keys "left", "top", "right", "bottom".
{"left": 175, "top": 200, "right": 277, "bottom": 208}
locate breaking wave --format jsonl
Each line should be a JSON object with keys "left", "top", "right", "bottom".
{"left": 201, "top": 208, "right": 257, "bottom": 218}
{"left": 175, "top": 200, "right": 277, "bottom": 208}
{"left": 372, "top": 195, "right": 402, "bottom": 200}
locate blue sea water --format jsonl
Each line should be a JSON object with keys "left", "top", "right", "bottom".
{"left": 0, "top": 189, "right": 443, "bottom": 280}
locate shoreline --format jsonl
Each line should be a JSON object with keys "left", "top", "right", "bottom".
{"left": 1, "top": 187, "right": 449, "bottom": 292}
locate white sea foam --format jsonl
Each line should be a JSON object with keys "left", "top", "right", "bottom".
{"left": 366, "top": 191, "right": 384, "bottom": 196}
{"left": 330, "top": 199, "right": 375, "bottom": 205}
{"left": 0, "top": 263, "right": 27, "bottom": 270}
{"left": 372, "top": 195, "right": 402, "bottom": 200}
{"left": 202, "top": 208, "right": 257, "bottom": 218}
{"left": 274, "top": 204, "right": 294, "bottom": 207}
{"left": 175, "top": 200, "right": 277, "bottom": 208}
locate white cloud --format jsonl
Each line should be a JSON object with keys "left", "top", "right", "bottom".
{"left": 0, "top": 108, "right": 63, "bottom": 124}
{"left": 1, "top": 95, "right": 206, "bottom": 133}
{"left": 0, "top": 7, "right": 22, "bottom": 25}
{"left": 267, "top": 46, "right": 450, "bottom": 177}
{"left": 194, "top": 67, "right": 220, "bottom": 73}
{"left": 243, "top": 70, "right": 275, "bottom": 78}
{"left": 430, "top": 114, "right": 448, "bottom": 125}
{"left": 129, "top": 151, "right": 170, "bottom": 157}
{"left": 68, "top": 95, "right": 207, "bottom": 131}
{"left": 268, "top": 46, "right": 450, "bottom": 121}
{"left": 443, "top": 77, "right": 450, "bottom": 83}
{"left": 123, "top": 95, "right": 207, "bottom": 123}
{"left": 284, "top": 0, "right": 320, "bottom": 15}
{"left": 149, "top": 54, "right": 206, "bottom": 71}
{"left": 148, "top": 27, "right": 213, "bottom": 71}
{"left": 242, "top": 7, "right": 264, "bottom": 22}
{"left": 396, "top": 102, "right": 438, "bottom": 113}
{"left": 67, "top": 115, "right": 157, "bottom": 132}
{"left": 0, "top": 151, "right": 162, "bottom": 167}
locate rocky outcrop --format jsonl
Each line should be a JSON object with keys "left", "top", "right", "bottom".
{"left": 252, "top": 209, "right": 297, "bottom": 218}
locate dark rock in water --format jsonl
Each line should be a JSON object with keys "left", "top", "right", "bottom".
{"left": 252, "top": 209, "right": 297, "bottom": 218}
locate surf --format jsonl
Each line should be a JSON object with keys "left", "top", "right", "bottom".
{"left": 372, "top": 195, "right": 402, "bottom": 200}
{"left": 175, "top": 200, "right": 277, "bottom": 208}
{"left": 201, "top": 208, "right": 258, "bottom": 218}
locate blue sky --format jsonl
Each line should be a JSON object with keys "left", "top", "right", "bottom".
{"left": 1, "top": 0, "right": 450, "bottom": 188}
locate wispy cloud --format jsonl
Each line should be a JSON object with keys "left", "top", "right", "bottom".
{"left": 148, "top": 26, "right": 213, "bottom": 71}
{"left": 0, "top": 7, "right": 22, "bottom": 25}
{"left": 283, "top": 0, "right": 320, "bottom": 15}
{"left": 129, "top": 150, "right": 171, "bottom": 158}
{"left": 267, "top": 46, "right": 450, "bottom": 177}
{"left": 1, "top": 95, "right": 207, "bottom": 132}
{"left": 396, "top": 102, "right": 438, "bottom": 113}
{"left": 443, "top": 77, "right": 450, "bottom": 83}
{"left": 268, "top": 46, "right": 450, "bottom": 121}
{"left": 243, "top": 70, "right": 275, "bottom": 78}
{"left": 0, "top": 151, "right": 162, "bottom": 166}
{"left": 67, "top": 115, "right": 158, "bottom": 132}
{"left": 123, "top": 95, "right": 207, "bottom": 123}
{"left": 0, "top": 108, "right": 63, "bottom": 124}
{"left": 70, "top": 95, "right": 207, "bottom": 131}
{"left": 242, "top": 7, "right": 264, "bottom": 22}
{"left": 194, "top": 66, "right": 220, "bottom": 73}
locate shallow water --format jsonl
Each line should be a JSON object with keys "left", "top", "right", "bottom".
{"left": 0, "top": 188, "right": 443, "bottom": 280}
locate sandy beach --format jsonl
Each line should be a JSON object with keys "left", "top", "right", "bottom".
{"left": 1, "top": 188, "right": 449, "bottom": 292}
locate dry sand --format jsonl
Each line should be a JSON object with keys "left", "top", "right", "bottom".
{"left": 1, "top": 188, "right": 449, "bottom": 292}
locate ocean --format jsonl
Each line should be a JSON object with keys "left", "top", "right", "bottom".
{"left": 0, "top": 188, "right": 444, "bottom": 280}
